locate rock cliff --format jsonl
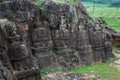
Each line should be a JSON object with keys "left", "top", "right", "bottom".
{"left": 0, "top": 0, "right": 114, "bottom": 80}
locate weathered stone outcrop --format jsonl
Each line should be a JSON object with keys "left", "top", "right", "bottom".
{"left": 0, "top": 0, "right": 114, "bottom": 80}
{"left": 97, "top": 18, "right": 120, "bottom": 45}
{"left": 0, "top": 61, "right": 10, "bottom": 80}
{"left": 0, "top": 1, "right": 41, "bottom": 80}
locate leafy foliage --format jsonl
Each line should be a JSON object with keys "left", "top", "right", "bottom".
{"left": 36, "top": 0, "right": 44, "bottom": 3}
{"left": 52, "top": 0, "right": 79, "bottom": 6}
{"left": 36, "top": 0, "right": 79, "bottom": 6}
{"left": 69, "top": 0, "right": 79, "bottom": 6}
{"left": 116, "top": 44, "right": 120, "bottom": 48}
{"left": 36, "top": 0, "right": 79, "bottom": 11}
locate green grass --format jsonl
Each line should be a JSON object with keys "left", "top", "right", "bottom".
{"left": 104, "top": 17, "right": 120, "bottom": 32}
{"left": 52, "top": 0, "right": 79, "bottom": 6}
{"left": 36, "top": 0, "right": 79, "bottom": 6}
{"left": 36, "top": 0, "right": 44, "bottom": 3}
{"left": 41, "top": 60, "right": 120, "bottom": 79}
{"left": 82, "top": 2, "right": 120, "bottom": 32}
{"left": 71, "top": 61, "right": 120, "bottom": 79}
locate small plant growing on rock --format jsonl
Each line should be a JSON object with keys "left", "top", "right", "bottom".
{"left": 52, "top": 0, "right": 79, "bottom": 6}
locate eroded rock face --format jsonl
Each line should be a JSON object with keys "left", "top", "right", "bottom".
{"left": 0, "top": 1, "right": 41, "bottom": 80}
{"left": 0, "top": 62, "right": 10, "bottom": 80}
{"left": 0, "top": 0, "right": 114, "bottom": 80}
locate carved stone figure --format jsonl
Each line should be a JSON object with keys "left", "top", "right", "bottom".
{"left": 0, "top": 21, "right": 40, "bottom": 80}
{"left": 0, "top": 0, "right": 114, "bottom": 80}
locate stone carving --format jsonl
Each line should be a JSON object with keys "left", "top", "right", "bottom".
{"left": 92, "top": 24, "right": 106, "bottom": 63}
{"left": 31, "top": 26, "right": 56, "bottom": 70}
{"left": 0, "top": 21, "right": 40, "bottom": 80}
{"left": 0, "top": 0, "right": 114, "bottom": 80}
{"left": 53, "top": 16, "right": 81, "bottom": 68}
{"left": 104, "top": 41, "right": 114, "bottom": 60}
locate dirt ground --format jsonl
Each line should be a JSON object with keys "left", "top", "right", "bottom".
{"left": 112, "top": 46, "right": 120, "bottom": 71}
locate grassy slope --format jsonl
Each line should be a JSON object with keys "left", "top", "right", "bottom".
{"left": 72, "top": 61, "right": 120, "bottom": 80}
{"left": 83, "top": 2, "right": 120, "bottom": 32}
{"left": 104, "top": 17, "right": 120, "bottom": 32}
{"left": 41, "top": 61, "right": 120, "bottom": 79}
